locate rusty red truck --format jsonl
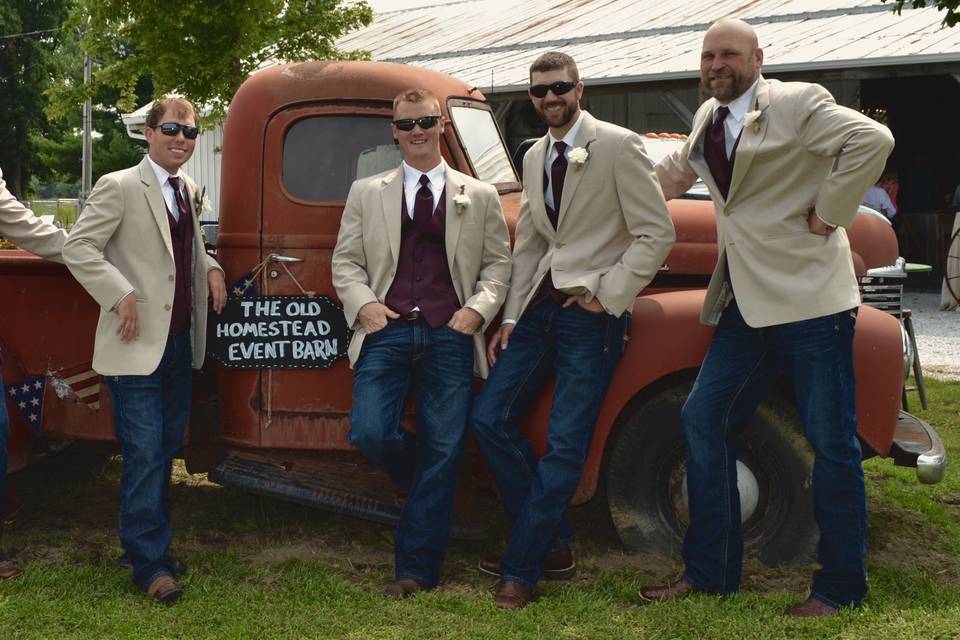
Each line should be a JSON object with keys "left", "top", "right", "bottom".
{"left": 0, "top": 61, "right": 945, "bottom": 566}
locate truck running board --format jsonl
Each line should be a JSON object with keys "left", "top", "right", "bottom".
{"left": 208, "top": 449, "right": 488, "bottom": 540}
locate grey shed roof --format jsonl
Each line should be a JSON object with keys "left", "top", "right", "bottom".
{"left": 338, "top": 0, "right": 960, "bottom": 93}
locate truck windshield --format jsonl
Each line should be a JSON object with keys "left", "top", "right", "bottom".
{"left": 283, "top": 116, "right": 399, "bottom": 202}
{"left": 448, "top": 105, "right": 517, "bottom": 185}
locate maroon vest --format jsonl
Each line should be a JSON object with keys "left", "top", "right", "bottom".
{"left": 167, "top": 208, "right": 194, "bottom": 336}
{"left": 384, "top": 187, "right": 460, "bottom": 328}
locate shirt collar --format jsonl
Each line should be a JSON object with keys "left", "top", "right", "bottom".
{"left": 146, "top": 154, "right": 182, "bottom": 187}
{"left": 549, "top": 111, "right": 585, "bottom": 150}
{"left": 401, "top": 160, "right": 445, "bottom": 188}
{"left": 715, "top": 79, "right": 759, "bottom": 124}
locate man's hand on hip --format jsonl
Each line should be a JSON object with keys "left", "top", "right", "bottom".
{"left": 448, "top": 307, "right": 483, "bottom": 336}
{"left": 807, "top": 208, "right": 837, "bottom": 236}
{"left": 358, "top": 302, "right": 400, "bottom": 333}
{"left": 486, "top": 323, "right": 515, "bottom": 367}
{"left": 115, "top": 293, "right": 140, "bottom": 343}
{"left": 208, "top": 270, "right": 227, "bottom": 313}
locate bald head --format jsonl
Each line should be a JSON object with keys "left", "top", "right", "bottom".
{"left": 700, "top": 18, "right": 763, "bottom": 102}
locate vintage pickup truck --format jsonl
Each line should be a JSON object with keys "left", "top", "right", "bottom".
{"left": 0, "top": 60, "right": 945, "bottom": 567}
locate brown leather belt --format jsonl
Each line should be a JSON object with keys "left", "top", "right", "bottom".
{"left": 397, "top": 310, "right": 423, "bottom": 323}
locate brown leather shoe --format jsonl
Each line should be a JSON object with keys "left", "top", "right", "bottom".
{"left": 0, "top": 559, "right": 23, "bottom": 581}
{"left": 494, "top": 580, "right": 535, "bottom": 609}
{"left": 145, "top": 574, "right": 182, "bottom": 605}
{"left": 638, "top": 578, "right": 697, "bottom": 602}
{"left": 785, "top": 597, "right": 839, "bottom": 618}
{"left": 478, "top": 546, "right": 576, "bottom": 581}
{"left": 383, "top": 578, "right": 429, "bottom": 599}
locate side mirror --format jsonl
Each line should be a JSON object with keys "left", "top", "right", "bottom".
{"left": 200, "top": 223, "right": 219, "bottom": 253}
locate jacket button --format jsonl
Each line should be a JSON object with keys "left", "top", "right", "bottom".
{"left": 164, "top": 304, "right": 171, "bottom": 311}
{"left": 168, "top": 275, "right": 175, "bottom": 281}
{"left": 555, "top": 241, "right": 565, "bottom": 248}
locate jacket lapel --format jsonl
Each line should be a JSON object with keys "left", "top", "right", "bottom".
{"left": 444, "top": 168, "right": 464, "bottom": 269}
{"left": 556, "top": 112, "right": 597, "bottom": 229}
{"left": 139, "top": 157, "right": 174, "bottom": 257}
{"left": 379, "top": 166, "right": 404, "bottom": 267}
{"left": 687, "top": 100, "right": 723, "bottom": 203}
{"left": 525, "top": 136, "right": 555, "bottom": 239}
{"left": 726, "top": 77, "right": 770, "bottom": 204}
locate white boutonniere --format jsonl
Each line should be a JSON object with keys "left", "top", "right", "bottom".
{"left": 744, "top": 108, "right": 767, "bottom": 132}
{"left": 568, "top": 144, "right": 590, "bottom": 169}
{"left": 453, "top": 185, "right": 470, "bottom": 214}
{"left": 193, "top": 185, "right": 212, "bottom": 217}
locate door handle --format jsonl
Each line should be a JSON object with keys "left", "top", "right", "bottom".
{"left": 269, "top": 254, "right": 305, "bottom": 264}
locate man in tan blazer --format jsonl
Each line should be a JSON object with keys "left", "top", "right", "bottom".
{"left": 640, "top": 19, "right": 894, "bottom": 617}
{"left": 332, "top": 88, "right": 511, "bottom": 598}
{"left": 0, "top": 169, "right": 67, "bottom": 581}
{"left": 64, "top": 97, "right": 226, "bottom": 604}
{"left": 469, "top": 52, "right": 675, "bottom": 609}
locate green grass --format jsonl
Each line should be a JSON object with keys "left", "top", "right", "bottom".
{"left": 1, "top": 380, "right": 958, "bottom": 639}
{"left": 25, "top": 199, "right": 78, "bottom": 228}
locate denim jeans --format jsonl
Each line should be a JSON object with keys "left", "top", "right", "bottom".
{"left": 681, "top": 300, "right": 866, "bottom": 608}
{"left": 0, "top": 370, "right": 8, "bottom": 542}
{"left": 106, "top": 334, "right": 192, "bottom": 591}
{"left": 349, "top": 320, "right": 474, "bottom": 588}
{"left": 470, "top": 300, "right": 627, "bottom": 589}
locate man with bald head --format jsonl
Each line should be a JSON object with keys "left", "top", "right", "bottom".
{"left": 643, "top": 18, "right": 893, "bottom": 616}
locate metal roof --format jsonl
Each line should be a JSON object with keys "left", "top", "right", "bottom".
{"left": 338, "top": 0, "right": 960, "bottom": 93}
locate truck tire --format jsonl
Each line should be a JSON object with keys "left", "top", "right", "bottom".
{"left": 606, "top": 381, "right": 818, "bottom": 566}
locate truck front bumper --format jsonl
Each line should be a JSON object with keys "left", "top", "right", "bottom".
{"left": 890, "top": 411, "right": 947, "bottom": 484}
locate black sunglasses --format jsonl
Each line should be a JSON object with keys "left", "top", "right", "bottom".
{"left": 529, "top": 81, "right": 577, "bottom": 99}
{"left": 392, "top": 115, "right": 441, "bottom": 132}
{"left": 156, "top": 122, "right": 199, "bottom": 140}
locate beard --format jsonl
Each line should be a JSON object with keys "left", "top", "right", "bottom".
{"left": 534, "top": 98, "right": 577, "bottom": 129}
{"left": 702, "top": 68, "right": 753, "bottom": 102}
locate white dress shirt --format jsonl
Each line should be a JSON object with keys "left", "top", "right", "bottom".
{"left": 401, "top": 161, "right": 446, "bottom": 217}
{"left": 146, "top": 155, "right": 187, "bottom": 221}
{"left": 543, "top": 111, "right": 585, "bottom": 210}
{"left": 712, "top": 80, "right": 759, "bottom": 159}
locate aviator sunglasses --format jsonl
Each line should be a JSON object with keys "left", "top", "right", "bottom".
{"left": 156, "top": 122, "right": 200, "bottom": 140}
{"left": 529, "top": 80, "right": 577, "bottom": 98}
{"left": 392, "top": 115, "right": 442, "bottom": 131}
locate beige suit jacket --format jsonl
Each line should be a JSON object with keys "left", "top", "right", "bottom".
{"left": 657, "top": 77, "right": 895, "bottom": 328}
{"left": 63, "top": 156, "right": 222, "bottom": 376}
{"left": 331, "top": 164, "right": 511, "bottom": 378}
{"left": 0, "top": 169, "right": 66, "bottom": 262}
{"left": 504, "top": 112, "right": 675, "bottom": 321}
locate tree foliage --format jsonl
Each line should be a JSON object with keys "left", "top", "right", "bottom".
{"left": 48, "top": 0, "right": 374, "bottom": 121}
{"left": 885, "top": 0, "right": 960, "bottom": 26}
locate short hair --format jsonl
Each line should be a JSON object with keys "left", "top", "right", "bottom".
{"left": 529, "top": 51, "right": 580, "bottom": 83}
{"left": 145, "top": 97, "right": 197, "bottom": 129}
{"left": 392, "top": 88, "right": 441, "bottom": 114}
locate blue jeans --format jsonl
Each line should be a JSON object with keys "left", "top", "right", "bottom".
{"left": 0, "top": 370, "right": 8, "bottom": 542}
{"left": 106, "top": 334, "right": 192, "bottom": 591}
{"left": 349, "top": 320, "right": 474, "bottom": 588}
{"left": 681, "top": 300, "right": 866, "bottom": 608}
{"left": 470, "top": 300, "right": 627, "bottom": 589}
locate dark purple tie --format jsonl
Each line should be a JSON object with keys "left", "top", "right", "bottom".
{"left": 550, "top": 141, "right": 568, "bottom": 221}
{"left": 413, "top": 174, "right": 434, "bottom": 225}
{"left": 168, "top": 176, "right": 190, "bottom": 221}
{"left": 704, "top": 106, "right": 732, "bottom": 200}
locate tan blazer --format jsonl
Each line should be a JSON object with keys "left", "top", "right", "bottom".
{"left": 504, "top": 112, "right": 675, "bottom": 321}
{"left": 332, "top": 164, "right": 511, "bottom": 378}
{"left": 63, "top": 157, "right": 222, "bottom": 376}
{"left": 0, "top": 168, "right": 66, "bottom": 262}
{"left": 657, "top": 77, "right": 895, "bottom": 328}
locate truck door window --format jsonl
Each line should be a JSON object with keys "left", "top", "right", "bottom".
{"left": 283, "top": 116, "right": 398, "bottom": 202}
{"left": 448, "top": 105, "right": 517, "bottom": 185}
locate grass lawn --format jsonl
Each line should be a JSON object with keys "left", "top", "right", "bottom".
{"left": 1, "top": 380, "right": 958, "bottom": 639}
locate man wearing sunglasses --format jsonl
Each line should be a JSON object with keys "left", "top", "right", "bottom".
{"left": 470, "top": 51, "right": 675, "bottom": 609}
{"left": 64, "top": 97, "right": 226, "bottom": 604}
{"left": 332, "top": 88, "right": 511, "bottom": 598}
{"left": 0, "top": 169, "right": 68, "bottom": 581}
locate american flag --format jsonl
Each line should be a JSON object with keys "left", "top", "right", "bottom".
{"left": 49, "top": 365, "right": 102, "bottom": 411}
{"left": 5, "top": 375, "right": 46, "bottom": 433}
{"left": 229, "top": 271, "right": 258, "bottom": 299}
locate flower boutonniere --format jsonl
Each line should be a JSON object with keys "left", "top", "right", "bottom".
{"left": 568, "top": 142, "right": 590, "bottom": 169}
{"left": 744, "top": 108, "right": 768, "bottom": 132}
{"left": 453, "top": 185, "right": 470, "bottom": 214}
{"left": 193, "top": 185, "right": 212, "bottom": 217}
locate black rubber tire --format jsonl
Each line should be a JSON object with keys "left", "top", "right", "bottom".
{"left": 606, "top": 381, "right": 818, "bottom": 566}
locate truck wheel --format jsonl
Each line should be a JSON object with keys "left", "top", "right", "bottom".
{"left": 606, "top": 382, "right": 818, "bottom": 566}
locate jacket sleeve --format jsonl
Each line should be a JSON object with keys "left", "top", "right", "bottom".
{"left": 463, "top": 185, "right": 512, "bottom": 324}
{"left": 0, "top": 169, "right": 67, "bottom": 262}
{"left": 331, "top": 181, "right": 379, "bottom": 327}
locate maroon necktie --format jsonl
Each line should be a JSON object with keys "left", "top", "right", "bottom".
{"left": 543, "top": 140, "right": 568, "bottom": 229}
{"left": 168, "top": 176, "right": 190, "bottom": 221}
{"left": 704, "top": 106, "right": 732, "bottom": 200}
{"left": 413, "top": 174, "right": 434, "bottom": 225}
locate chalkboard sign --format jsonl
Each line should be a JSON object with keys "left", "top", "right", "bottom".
{"left": 206, "top": 296, "right": 351, "bottom": 369}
